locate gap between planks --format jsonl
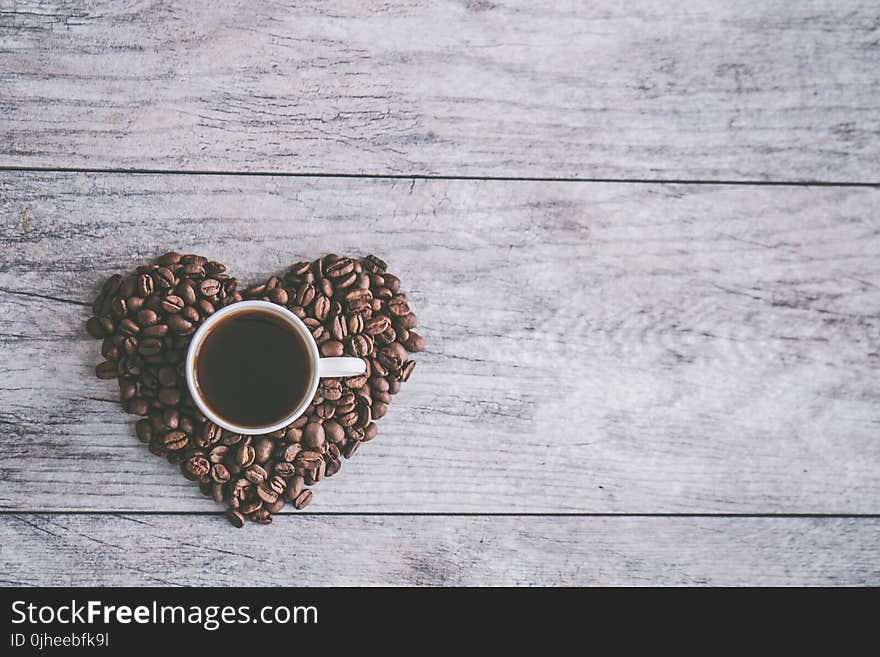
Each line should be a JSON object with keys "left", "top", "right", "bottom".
{"left": 0, "top": 165, "right": 877, "bottom": 187}
{"left": 2, "top": 512, "right": 878, "bottom": 518}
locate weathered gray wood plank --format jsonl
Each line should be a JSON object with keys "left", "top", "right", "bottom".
{"left": 1, "top": 1, "right": 878, "bottom": 181}
{"left": 1, "top": 171, "right": 878, "bottom": 513}
{"left": 1, "top": 514, "right": 877, "bottom": 586}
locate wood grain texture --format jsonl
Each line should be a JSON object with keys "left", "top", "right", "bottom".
{"left": 1, "top": 514, "right": 877, "bottom": 586}
{"left": 1, "top": 0, "right": 878, "bottom": 181}
{"left": 1, "top": 171, "right": 878, "bottom": 513}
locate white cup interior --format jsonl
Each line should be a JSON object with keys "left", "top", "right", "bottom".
{"left": 185, "top": 300, "right": 321, "bottom": 435}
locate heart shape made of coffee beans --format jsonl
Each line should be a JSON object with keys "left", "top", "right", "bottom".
{"left": 86, "top": 253, "right": 422, "bottom": 527}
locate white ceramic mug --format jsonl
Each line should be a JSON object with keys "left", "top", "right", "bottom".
{"left": 185, "top": 300, "right": 366, "bottom": 435}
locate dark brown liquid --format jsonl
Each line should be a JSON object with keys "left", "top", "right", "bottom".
{"left": 193, "top": 309, "right": 312, "bottom": 428}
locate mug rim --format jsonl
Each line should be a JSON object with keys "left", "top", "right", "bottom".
{"left": 184, "top": 300, "right": 321, "bottom": 435}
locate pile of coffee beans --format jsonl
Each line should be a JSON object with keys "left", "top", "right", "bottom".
{"left": 86, "top": 253, "right": 422, "bottom": 527}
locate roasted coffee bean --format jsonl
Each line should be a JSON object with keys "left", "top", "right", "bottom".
{"left": 244, "top": 464, "right": 268, "bottom": 484}
{"left": 135, "top": 418, "right": 154, "bottom": 443}
{"left": 127, "top": 296, "right": 146, "bottom": 314}
{"left": 265, "top": 498, "right": 286, "bottom": 514}
{"left": 181, "top": 263, "right": 206, "bottom": 278}
{"left": 373, "top": 402, "right": 388, "bottom": 419}
{"left": 226, "top": 509, "right": 246, "bottom": 528}
{"left": 198, "top": 421, "right": 222, "bottom": 448}
{"left": 118, "top": 318, "right": 140, "bottom": 336}
{"left": 167, "top": 315, "right": 193, "bottom": 335}
{"left": 154, "top": 266, "right": 176, "bottom": 288}
{"left": 347, "top": 314, "right": 364, "bottom": 335}
{"left": 329, "top": 314, "right": 348, "bottom": 341}
{"left": 343, "top": 440, "right": 360, "bottom": 459}
{"left": 183, "top": 454, "right": 210, "bottom": 480}
{"left": 362, "top": 254, "right": 387, "bottom": 273}
{"left": 142, "top": 324, "right": 169, "bottom": 338}
{"left": 240, "top": 498, "right": 262, "bottom": 515}
{"left": 250, "top": 508, "right": 272, "bottom": 524}
{"left": 379, "top": 342, "right": 408, "bottom": 371}
{"left": 375, "top": 326, "right": 397, "bottom": 347}
{"left": 195, "top": 299, "right": 214, "bottom": 317}
{"left": 338, "top": 410, "right": 358, "bottom": 428}
{"left": 346, "top": 373, "right": 368, "bottom": 389}
{"left": 400, "top": 360, "right": 416, "bottom": 382}
{"left": 205, "top": 260, "right": 226, "bottom": 276}
{"left": 344, "top": 288, "right": 372, "bottom": 313}
{"left": 356, "top": 403, "right": 372, "bottom": 428}
{"left": 101, "top": 273, "right": 124, "bottom": 296}
{"left": 397, "top": 312, "right": 418, "bottom": 330}
{"left": 325, "top": 457, "right": 342, "bottom": 477}
{"left": 180, "top": 305, "right": 200, "bottom": 323}
{"left": 320, "top": 380, "right": 342, "bottom": 402}
{"left": 138, "top": 337, "right": 163, "bottom": 356}
{"left": 118, "top": 275, "right": 136, "bottom": 298}
{"left": 279, "top": 442, "right": 302, "bottom": 462}
{"left": 137, "top": 273, "right": 154, "bottom": 297}
{"left": 253, "top": 437, "right": 274, "bottom": 464}
{"left": 293, "top": 489, "right": 313, "bottom": 510}
{"left": 323, "top": 419, "right": 345, "bottom": 444}
{"left": 256, "top": 484, "right": 278, "bottom": 504}
{"left": 161, "top": 430, "right": 188, "bottom": 451}
{"left": 347, "top": 333, "right": 374, "bottom": 357}
{"left": 316, "top": 402, "right": 335, "bottom": 420}
{"left": 209, "top": 445, "right": 229, "bottom": 463}
{"left": 98, "top": 317, "right": 116, "bottom": 335}
{"left": 235, "top": 444, "right": 256, "bottom": 468}
{"left": 181, "top": 254, "right": 207, "bottom": 266}
{"left": 200, "top": 278, "right": 221, "bottom": 297}
{"left": 96, "top": 361, "right": 119, "bottom": 379}
{"left": 161, "top": 407, "right": 180, "bottom": 430}
{"left": 294, "top": 282, "right": 316, "bottom": 307}
{"left": 119, "top": 378, "right": 137, "bottom": 402}
{"left": 268, "top": 475, "right": 286, "bottom": 495}
{"left": 86, "top": 316, "right": 108, "bottom": 338}
{"left": 120, "top": 336, "right": 138, "bottom": 355}
{"left": 177, "top": 281, "right": 198, "bottom": 305}
{"left": 383, "top": 272, "right": 401, "bottom": 293}
{"left": 101, "top": 338, "right": 121, "bottom": 361}
{"left": 179, "top": 416, "right": 196, "bottom": 435}
{"left": 211, "top": 463, "right": 231, "bottom": 484}
{"left": 316, "top": 277, "right": 332, "bottom": 298}
{"left": 364, "top": 314, "right": 391, "bottom": 336}
{"left": 319, "top": 340, "right": 344, "bottom": 357}
{"left": 363, "top": 422, "right": 378, "bottom": 442}
{"left": 295, "top": 450, "right": 323, "bottom": 470}
{"left": 282, "top": 475, "right": 305, "bottom": 502}
{"left": 302, "top": 422, "right": 326, "bottom": 450}
{"left": 161, "top": 295, "right": 185, "bottom": 313}
{"left": 325, "top": 257, "right": 355, "bottom": 279}
{"left": 312, "top": 294, "right": 331, "bottom": 320}
{"left": 110, "top": 297, "right": 128, "bottom": 317}
{"left": 267, "top": 287, "right": 288, "bottom": 305}
{"left": 273, "top": 461, "right": 297, "bottom": 478}
{"left": 158, "top": 252, "right": 182, "bottom": 266}
{"left": 388, "top": 378, "right": 401, "bottom": 395}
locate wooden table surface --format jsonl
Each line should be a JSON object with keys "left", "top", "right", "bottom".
{"left": 0, "top": 0, "right": 878, "bottom": 586}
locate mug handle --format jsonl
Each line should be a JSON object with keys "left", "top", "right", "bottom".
{"left": 317, "top": 357, "right": 367, "bottom": 378}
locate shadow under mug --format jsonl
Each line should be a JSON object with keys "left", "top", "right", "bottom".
{"left": 185, "top": 300, "right": 366, "bottom": 435}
